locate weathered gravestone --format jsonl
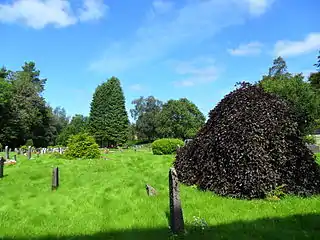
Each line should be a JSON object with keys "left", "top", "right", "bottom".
{"left": 146, "top": 184, "right": 158, "bottom": 196}
{"left": 27, "top": 146, "right": 32, "bottom": 160}
{"left": 14, "top": 155, "right": 17, "bottom": 162}
{"left": 5, "top": 146, "right": 9, "bottom": 160}
{"left": 0, "top": 157, "right": 5, "bottom": 178}
{"left": 169, "top": 167, "right": 185, "bottom": 234}
{"left": 52, "top": 167, "right": 59, "bottom": 191}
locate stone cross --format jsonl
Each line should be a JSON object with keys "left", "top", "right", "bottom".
{"left": 169, "top": 167, "right": 185, "bottom": 234}
{"left": 27, "top": 146, "right": 32, "bottom": 160}
{"left": 52, "top": 167, "right": 59, "bottom": 190}
{"left": 5, "top": 146, "right": 9, "bottom": 160}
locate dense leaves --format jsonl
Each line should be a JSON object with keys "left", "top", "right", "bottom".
{"left": 64, "top": 133, "right": 100, "bottom": 159}
{"left": 152, "top": 138, "right": 184, "bottom": 155}
{"left": 156, "top": 98, "right": 205, "bottom": 140}
{"left": 174, "top": 83, "right": 320, "bottom": 199}
{"left": 88, "top": 77, "right": 129, "bottom": 147}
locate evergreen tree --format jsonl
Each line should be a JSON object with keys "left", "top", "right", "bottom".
{"left": 89, "top": 76, "right": 129, "bottom": 147}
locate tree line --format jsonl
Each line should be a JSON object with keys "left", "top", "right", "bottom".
{"left": 0, "top": 52, "right": 319, "bottom": 148}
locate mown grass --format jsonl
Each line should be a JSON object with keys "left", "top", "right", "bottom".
{"left": 0, "top": 150, "right": 319, "bottom": 239}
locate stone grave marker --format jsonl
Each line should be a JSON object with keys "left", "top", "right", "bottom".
{"left": 52, "top": 167, "right": 59, "bottom": 190}
{"left": 0, "top": 157, "right": 5, "bottom": 178}
{"left": 27, "top": 146, "right": 32, "bottom": 160}
{"left": 5, "top": 146, "right": 9, "bottom": 160}
{"left": 146, "top": 184, "right": 158, "bottom": 196}
{"left": 169, "top": 167, "right": 185, "bottom": 234}
{"left": 14, "top": 155, "right": 17, "bottom": 162}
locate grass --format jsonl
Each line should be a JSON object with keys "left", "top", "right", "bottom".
{"left": 0, "top": 150, "right": 319, "bottom": 239}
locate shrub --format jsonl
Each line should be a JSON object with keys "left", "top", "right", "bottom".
{"left": 20, "top": 145, "right": 28, "bottom": 151}
{"left": 64, "top": 133, "right": 100, "bottom": 159}
{"left": 174, "top": 83, "right": 320, "bottom": 199}
{"left": 25, "top": 139, "right": 33, "bottom": 146}
{"left": 303, "top": 135, "right": 317, "bottom": 144}
{"left": 152, "top": 138, "right": 184, "bottom": 155}
{"left": 0, "top": 143, "right": 2, "bottom": 151}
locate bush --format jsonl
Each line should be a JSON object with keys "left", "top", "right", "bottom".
{"left": 25, "top": 139, "right": 33, "bottom": 146}
{"left": 20, "top": 145, "right": 28, "bottom": 151}
{"left": 64, "top": 133, "right": 100, "bottom": 159}
{"left": 303, "top": 135, "right": 317, "bottom": 144}
{"left": 152, "top": 138, "right": 184, "bottom": 155}
{"left": 174, "top": 83, "right": 320, "bottom": 199}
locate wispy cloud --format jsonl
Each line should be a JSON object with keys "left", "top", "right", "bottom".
{"left": 274, "top": 32, "right": 320, "bottom": 57}
{"left": 0, "top": 0, "right": 108, "bottom": 29}
{"left": 89, "top": 0, "right": 275, "bottom": 74}
{"left": 173, "top": 57, "right": 221, "bottom": 87}
{"left": 228, "top": 41, "right": 263, "bottom": 56}
{"left": 129, "top": 84, "right": 144, "bottom": 91}
{"left": 245, "top": 0, "right": 275, "bottom": 16}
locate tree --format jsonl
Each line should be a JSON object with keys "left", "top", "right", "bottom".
{"left": 259, "top": 57, "right": 320, "bottom": 136}
{"left": 56, "top": 114, "right": 89, "bottom": 146}
{"left": 268, "top": 56, "right": 288, "bottom": 77}
{"left": 89, "top": 77, "right": 129, "bottom": 147}
{"left": 130, "top": 96, "right": 163, "bottom": 141}
{"left": 156, "top": 98, "right": 205, "bottom": 139}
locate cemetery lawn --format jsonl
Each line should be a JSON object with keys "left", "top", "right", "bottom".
{"left": 0, "top": 150, "right": 320, "bottom": 240}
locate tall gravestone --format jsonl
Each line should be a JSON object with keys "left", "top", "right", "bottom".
{"left": 0, "top": 157, "right": 5, "bottom": 178}
{"left": 52, "top": 167, "right": 59, "bottom": 190}
{"left": 169, "top": 167, "right": 185, "bottom": 234}
{"left": 27, "top": 146, "right": 32, "bottom": 160}
{"left": 5, "top": 146, "right": 9, "bottom": 160}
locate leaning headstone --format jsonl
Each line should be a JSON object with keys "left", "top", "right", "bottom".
{"left": 27, "top": 146, "right": 32, "bottom": 160}
{"left": 52, "top": 167, "right": 59, "bottom": 191}
{"left": 169, "top": 167, "right": 185, "bottom": 234}
{"left": 5, "top": 146, "right": 9, "bottom": 160}
{"left": 0, "top": 157, "right": 5, "bottom": 178}
{"left": 146, "top": 184, "right": 158, "bottom": 196}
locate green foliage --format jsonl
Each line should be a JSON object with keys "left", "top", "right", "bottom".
{"left": 130, "top": 96, "right": 163, "bottom": 141}
{"left": 265, "top": 184, "right": 287, "bottom": 200}
{"left": 0, "top": 143, "right": 2, "bottom": 150}
{"left": 303, "top": 135, "right": 317, "bottom": 144}
{"left": 308, "top": 72, "right": 320, "bottom": 91}
{"left": 20, "top": 145, "right": 28, "bottom": 151}
{"left": 64, "top": 133, "right": 100, "bottom": 159}
{"left": 25, "top": 139, "right": 33, "bottom": 146}
{"left": 56, "top": 114, "right": 88, "bottom": 146}
{"left": 156, "top": 98, "right": 206, "bottom": 139}
{"left": 151, "top": 138, "right": 184, "bottom": 155}
{"left": 89, "top": 77, "right": 129, "bottom": 147}
{"left": 259, "top": 71, "right": 320, "bottom": 135}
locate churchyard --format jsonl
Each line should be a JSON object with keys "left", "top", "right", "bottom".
{"left": 0, "top": 147, "right": 319, "bottom": 240}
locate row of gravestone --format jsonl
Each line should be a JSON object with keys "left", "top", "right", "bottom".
{"left": 2, "top": 146, "right": 67, "bottom": 160}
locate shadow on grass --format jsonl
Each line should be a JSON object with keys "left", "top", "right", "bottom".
{"left": 2, "top": 214, "right": 319, "bottom": 240}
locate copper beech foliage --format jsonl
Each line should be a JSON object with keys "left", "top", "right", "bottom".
{"left": 174, "top": 83, "right": 320, "bottom": 199}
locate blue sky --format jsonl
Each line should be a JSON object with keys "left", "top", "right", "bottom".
{"left": 0, "top": 0, "right": 319, "bottom": 121}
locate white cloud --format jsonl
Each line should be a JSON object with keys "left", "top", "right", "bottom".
{"left": 89, "top": 0, "right": 275, "bottom": 74}
{"left": 227, "top": 41, "right": 263, "bottom": 56}
{"left": 0, "top": 0, "right": 108, "bottom": 29}
{"left": 274, "top": 32, "right": 320, "bottom": 57}
{"left": 245, "top": 0, "right": 275, "bottom": 16}
{"left": 129, "top": 84, "right": 143, "bottom": 91}
{"left": 173, "top": 57, "right": 221, "bottom": 87}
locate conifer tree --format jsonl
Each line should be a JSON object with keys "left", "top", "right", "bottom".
{"left": 89, "top": 76, "right": 129, "bottom": 147}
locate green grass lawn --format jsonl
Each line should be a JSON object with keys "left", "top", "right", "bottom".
{"left": 0, "top": 150, "right": 320, "bottom": 240}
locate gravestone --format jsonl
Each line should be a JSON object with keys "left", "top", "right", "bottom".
{"left": 14, "top": 155, "right": 17, "bottom": 162}
{"left": 5, "top": 146, "right": 9, "bottom": 160}
{"left": 169, "top": 167, "right": 185, "bottom": 234}
{"left": 52, "top": 167, "right": 59, "bottom": 190}
{"left": 0, "top": 157, "right": 5, "bottom": 178}
{"left": 146, "top": 184, "right": 158, "bottom": 196}
{"left": 27, "top": 146, "right": 32, "bottom": 160}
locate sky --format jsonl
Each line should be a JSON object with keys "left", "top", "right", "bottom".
{"left": 0, "top": 0, "right": 319, "bottom": 121}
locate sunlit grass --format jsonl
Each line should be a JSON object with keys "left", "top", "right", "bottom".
{"left": 0, "top": 149, "right": 319, "bottom": 239}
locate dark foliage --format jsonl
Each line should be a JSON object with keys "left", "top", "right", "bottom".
{"left": 174, "top": 83, "right": 320, "bottom": 199}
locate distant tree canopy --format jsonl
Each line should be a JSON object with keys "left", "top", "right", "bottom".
{"left": 88, "top": 77, "right": 129, "bottom": 147}
{"left": 259, "top": 56, "right": 320, "bottom": 135}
